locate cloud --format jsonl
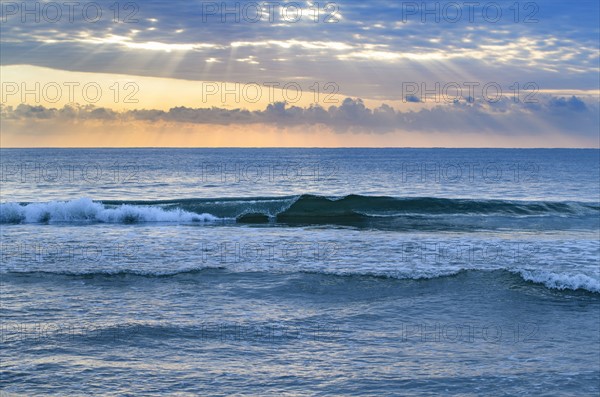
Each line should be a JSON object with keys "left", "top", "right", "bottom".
{"left": 1, "top": 1, "right": 598, "bottom": 100}
{"left": 3, "top": 95, "right": 598, "bottom": 138}
{"left": 547, "top": 96, "right": 588, "bottom": 112}
{"left": 405, "top": 95, "right": 421, "bottom": 103}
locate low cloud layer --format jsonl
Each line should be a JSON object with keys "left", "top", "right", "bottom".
{"left": 2, "top": 95, "right": 598, "bottom": 138}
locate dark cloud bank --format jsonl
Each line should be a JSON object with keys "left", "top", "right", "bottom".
{"left": 2, "top": 95, "right": 597, "bottom": 137}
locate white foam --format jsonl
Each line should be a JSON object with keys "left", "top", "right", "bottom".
{"left": 516, "top": 269, "right": 600, "bottom": 293}
{"left": 0, "top": 198, "right": 219, "bottom": 224}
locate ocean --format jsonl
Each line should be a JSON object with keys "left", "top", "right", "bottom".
{"left": 1, "top": 148, "right": 599, "bottom": 396}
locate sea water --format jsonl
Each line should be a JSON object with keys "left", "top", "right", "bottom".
{"left": 1, "top": 148, "right": 599, "bottom": 396}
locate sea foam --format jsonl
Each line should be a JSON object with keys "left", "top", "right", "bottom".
{"left": 0, "top": 198, "right": 219, "bottom": 224}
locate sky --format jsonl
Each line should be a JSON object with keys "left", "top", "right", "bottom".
{"left": 0, "top": 0, "right": 599, "bottom": 147}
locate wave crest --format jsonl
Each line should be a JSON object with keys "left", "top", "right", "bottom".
{"left": 2, "top": 195, "right": 598, "bottom": 225}
{"left": 0, "top": 198, "right": 219, "bottom": 224}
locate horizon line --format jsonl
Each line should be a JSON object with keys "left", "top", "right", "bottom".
{"left": 0, "top": 147, "right": 598, "bottom": 150}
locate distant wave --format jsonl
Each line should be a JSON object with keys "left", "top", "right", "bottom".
{"left": 514, "top": 269, "right": 600, "bottom": 293}
{"left": 2, "top": 268, "right": 598, "bottom": 293}
{"left": 1, "top": 195, "right": 598, "bottom": 225}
